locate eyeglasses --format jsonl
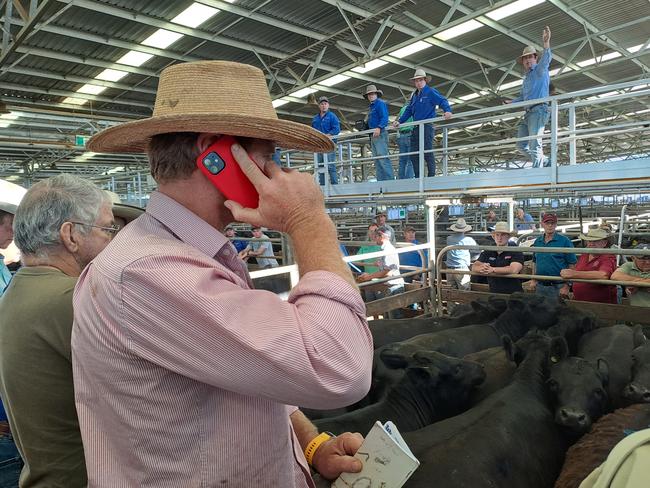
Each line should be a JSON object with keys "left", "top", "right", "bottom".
{"left": 69, "top": 221, "right": 120, "bottom": 237}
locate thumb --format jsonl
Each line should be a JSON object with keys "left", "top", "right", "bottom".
{"left": 331, "top": 454, "right": 362, "bottom": 474}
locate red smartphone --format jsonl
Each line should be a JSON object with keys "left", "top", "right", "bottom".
{"left": 196, "top": 135, "right": 260, "bottom": 209}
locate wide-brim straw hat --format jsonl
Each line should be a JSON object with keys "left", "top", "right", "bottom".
{"left": 492, "top": 221, "right": 517, "bottom": 236}
{"left": 449, "top": 218, "right": 472, "bottom": 232}
{"left": 0, "top": 201, "right": 17, "bottom": 215}
{"left": 363, "top": 85, "right": 384, "bottom": 99}
{"left": 87, "top": 61, "right": 334, "bottom": 154}
{"left": 579, "top": 227, "right": 610, "bottom": 241}
{"left": 113, "top": 203, "right": 144, "bottom": 224}
{"left": 517, "top": 45, "right": 539, "bottom": 64}
{"left": 410, "top": 68, "right": 432, "bottom": 83}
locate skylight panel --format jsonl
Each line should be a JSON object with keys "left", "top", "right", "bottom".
{"left": 352, "top": 59, "right": 388, "bottom": 73}
{"left": 434, "top": 19, "right": 483, "bottom": 41}
{"left": 76, "top": 84, "right": 106, "bottom": 95}
{"left": 95, "top": 69, "right": 128, "bottom": 82}
{"left": 486, "top": 0, "right": 545, "bottom": 21}
{"left": 142, "top": 29, "right": 184, "bottom": 49}
{"left": 116, "top": 51, "right": 154, "bottom": 67}
{"left": 272, "top": 99, "right": 290, "bottom": 108}
{"left": 576, "top": 51, "right": 622, "bottom": 67}
{"left": 290, "top": 87, "right": 317, "bottom": 98}
{"left": 61, "top": 97, "right": 88, "bottom": 106}
{"left": 172, "top": 3, "right": 221, "bottom": 28}
{"left": 389, "top": 41, "right": 433, "bottom": 59}
{"left": 320, "top": 74, "right": 350, "bottom": 87}
{"left": 500, "top": 79, "right": 523, "bottom": 90}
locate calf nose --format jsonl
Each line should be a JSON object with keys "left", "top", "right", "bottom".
{"left": 625, "top": 383, "right": 650, "bottom": 403}
{"left": 557, "top": 408, "right": 591, "bottom": 431}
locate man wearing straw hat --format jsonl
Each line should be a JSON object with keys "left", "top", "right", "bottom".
{"left": 506, "top": 26, "right": 553, "bottom": 168}
{"left": 560, "top": 227, "right": 617, "bottom": 304}
{"left": 445, "top": 218, "right": 477, "bottom": 291}
{"left": 472, "top": 222, "right": 524, "bottom": 294}
{"left": 392, "top": 69, "right": 452, "bottom": 178}
{"left": 363, "top": 85, "right": 394, "bottom": 180}
{"left": 0, "top": 201, "right": 17, "bottom": 296}
{"left": 71, "top": 60, "right": 373, "bottom": 487}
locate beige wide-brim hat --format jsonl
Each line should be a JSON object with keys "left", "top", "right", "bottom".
{"left": 87, "top": 61, "right": 334, "bottom": 154}
{"left": 579, "top": 227, "right": 610, "bottom": 241}
{"left": 449, "top": 218, "right": 472, "bottom": 232}
{"left": 517, "top": 45, "right": 539, "bottom": 64}
{"left": 0, "top": 201, "right": 17, "bottom": 215}
{"left": 492, "top": 221, "right": 517, "bottom": 236}
{"left": 410, "top": 68, "right": 432, "bottom": 83}
{"left": 363, "top": 85, "right": 384, "bottom": 99}
{"left": 113, "top": 203, "right": 144, "bottom": 224}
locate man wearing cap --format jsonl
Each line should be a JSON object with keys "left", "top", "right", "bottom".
{"left": 311, "top": 96, "right": 340, "bottom": 185}
{"left": 611, "top": 244, "right": 650, "bottom": 307}
{"left": 392, "top": 69, "right": 452, "bottom": 178}
{"left": 224, "top": 225, "right": 247, "bottom": 253}
{"left": 529, "top": 212, "right": 576, "bottom": 299}
{"left": 445, "top": 218, "right": 477, "bottom": 291}
{"left": 506, "top": 26, "right": 552, "bottom": 168}
{"left": 375, "top": 212, "right": 396, "bottom": 243}
{"left": 559, "top": 227, "right": 617, "bottom": 303}
{"left": 0, "top": 202, "right": 17, "bottom": 296}
{"left": 0, "top": 175, "right": 117, "bottom": 487}
{"left": 71, "top": 60, "right": 373, "bottom": 487}
{"left": 363, "top": 85, "right": 394, "bottom": 180}
{"left": 472, "top": 222, "right": 524, "bottom": 294}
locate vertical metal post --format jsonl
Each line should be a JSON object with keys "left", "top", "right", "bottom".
{"left": 323, "top": 152, "right": 330, "bottom": 197}
{"left": 418, "top": 122, "right": 425, "bottom": 193}
{"left": 137, "top": 172, "right": 143, "bottom": 207}
{"left": 347, "top": 142, "right": 353, "bottom": 183}
{"left": 568, "top": 105, "right": 577, "bottom": 165}
{"left": 285, "top": 152, "right": 291, "bottom": 168}
{"left": 2, "top": 0, "right": 13, "bottom": 54}
{"left": 508, "top": 201, "right": 515, "bottom": 233}
{"left": 617, "top": 205, "right": 627, "bottom": 266}
{"left": 550, "top": 99, "right": 559, "bottom": 185}
{"left": 425, "top": 202, "right": 438, "bottom": 316}
{"left": 442, "top": 127, "right": 449, "bottom": 176}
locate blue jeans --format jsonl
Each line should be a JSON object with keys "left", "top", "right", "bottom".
{"left": 0, "top": 433, "right": 22, "bottom": 488}
{"left": 370, "top": 130, "right": 394, "bottom": 181}
{"left": 317, "top": 153, "right": 338, "bottom": 185}
{"left": 398, "top": 133, "right": 415, "bottom": 179}
{"left": 535, "top": 282, "right": 563, "bottom": 300}
{"left": 517, "top": 105, "right": 550, "bottom": 168}
{"left": 409, "top": 123, "right": 435, "bottom": 177}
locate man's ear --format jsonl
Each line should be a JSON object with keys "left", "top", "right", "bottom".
{"left": 196, "top": 133, "right": 220, "bottom": 154}
{"left": 60, "top": 221, "right": 80, "bottom": 254}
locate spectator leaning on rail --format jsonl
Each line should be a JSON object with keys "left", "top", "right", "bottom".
{"left": 0, "top": 175, "right": 118, "bottom": 488}
{"left": 239, "top": 225, "right": 279, "bottom": 269}
{"left": 311, "top": 96, "right": 340, "bottom": 185}
{"left": 396, "top": 101, "right": 415, "bottom": 179}
{"left": 356, "top": 223, "right": 382, "bottom": 274}
{"left": 71, "top": 60, "right": 373, "bottom": 488}
{"left": 527, "top": 212, "right": 576, "bottom": 299}
{"left": 472, "top": 222, "right": 524, "bottom": 294}
{"left": 392, "top": 68, "right": 452, "bottom": 178}
{"left": 514, "top": 206, "right": 536, "bottom": 231}
{"left": 611, "top": 243, "right": 650, "bottom": 307}
{"left": 560, "top": 227, "right": 617, "bottom": 304}
{"left": 445, "top": 218, "right": 478, "bottom": 291}
{"left": 363, "top": 84, "right": 394, "bottom": 181}
{"left": 505, "top": 26, "right": 552, "bottom": 168}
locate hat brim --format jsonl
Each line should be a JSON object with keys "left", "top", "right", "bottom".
{"left": 88, "top": 114, "right": 335, "bottom": 154}
{"left": 0, "top": 202, "right": 17, "bottom": 214}
{"left": 449, "top": 225, "right": 472, "bottom": 232}
{"left": 492, "top": 229, "right": 518, "bottom": 236}
{"left": 363, "top": 90, "right": 383, "bottom": 99}
{"left": 517, "top": 51, "right": 539, "bottom": 64}
{"left": 579, "top": 234, "right": 609, "bottom": 241}
{"left": 410, "top": 75, "right": 432, "bottom": 83}
{"left": 112, "top": 203, "right": 144, "bottom": 223}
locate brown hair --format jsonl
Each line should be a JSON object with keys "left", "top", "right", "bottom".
{"left": 147, "top": 132, "right": 201, "bottom": 183}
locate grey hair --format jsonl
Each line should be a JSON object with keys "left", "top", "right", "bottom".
{"left": 13, "top": 174, "right": 111, "bottom": 257}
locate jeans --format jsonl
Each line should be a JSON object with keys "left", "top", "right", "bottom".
{"left": 370, "top": 130, "right": 394, "bottom": 181}
{"left": 409, "top": 123, "right": 435, "bottom": 177}
{"left": 517, "top": 105, "right": 550, "bottom": 168}
{"left": 366, "top": 283, "right": 405, "bottom": 319}
{"left": 397, "top": 133, "right": 415, "bottom": 179}
{"left": 0, "top": 434, "right": 22, "bottom": 488}
{"left": 317, "top": 153, "right": 338, "bottom": 185}
{"left": 535, "top": 282, "right": 563, "bottom": 300}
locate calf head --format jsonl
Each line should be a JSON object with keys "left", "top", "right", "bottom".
{"left": 503, "top": 330, "right": 569, "bottom": 367}
{"left": 548, "top": 357, "right": 609, "bottom": 433}
{"left": 380, "top": 342, "right": 424, "bottom": 369}
{"left": 411, "top": 350, "right": 486, "bottom": 390}
{"left": 547, "top": 310, "right": 596, "bottom": 356}
{"left": 624, "top": 326, "right": 650, "bottom": 403}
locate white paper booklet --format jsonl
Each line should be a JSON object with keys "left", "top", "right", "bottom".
{"left": 331, "top": 420, "right": 420, "bottom": 488}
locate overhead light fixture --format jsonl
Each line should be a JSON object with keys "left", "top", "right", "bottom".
{"left": 61, "top": 97, "right": 88, "bottom": 106}
{"left": 626, "top": 44, "right": 645, "bottom": 53}
{"left": 320, "top": 74, "right": 350, "bottom": 87}
{"left": 76, "top": 84, "right": 106, "bottom": 95}
{"left": 434, "top": 19, "right": 483, "bottom": 41}
{"left": 172, "top": 2, "right": 221, "bottom": 28}
{"left": 290, "top": 87, "right": 317, "bottom": 98}
{"left": 116, "top": 50, "right": 154, "bottom": 67}
{"left": 486, "top": 0, "right": 545, "bottom": 21}
{"left": 142, "top": 29, "right": 184, "bottom": 49}
{"left": 272, "top": 98, "right": 290, "bottom": 108}
{"left": 352, "top": 59, "right": 388, "bottom": 73}
{"left": 389, "top": 40, "right": 433, "bottom": 59}
{"left": 95, "top": 69, "right": 128, "bottom": 82}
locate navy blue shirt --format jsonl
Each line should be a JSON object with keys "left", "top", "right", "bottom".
{"left": 399, "top": 239, "right": 427, "bottom": 268}
{"left": 367, "top": 98, "right": 389, "bottom": 130}
{"left": 398, "top": 85, "right": 452, "bottom": 123}
{"left": 513, "top": 48, "right": 552, "bottom": 103}
{"left": 311, "top": 111, "right": 340, "bottom": 137}
{"left": 232, "top": 239, "right": 247, "bottom": 253}
{"left": 532, "top": 232, "right": 577, "bottom": 277}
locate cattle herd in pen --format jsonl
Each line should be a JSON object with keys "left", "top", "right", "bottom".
{"left": 301, "top": 294, "right": 650, "bottom": 488}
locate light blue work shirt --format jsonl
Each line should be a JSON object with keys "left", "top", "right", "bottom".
{"left": 446, "top": 234, "right": 477, "bottom": 268}
{"left": 0, "top": 255, "right": 11, "bottom": 296}
{"left": 512, "top": 48, "right": 552, "bottom": 103}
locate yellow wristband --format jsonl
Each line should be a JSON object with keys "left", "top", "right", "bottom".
{"left": 304, "top": 432, "right": 333, "bottom": 466}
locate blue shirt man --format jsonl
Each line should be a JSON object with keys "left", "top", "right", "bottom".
{"left": 445, "top": 219, "right": 477, "bottom": 291}
{"left": 364, "top": 85, "right": 393, "bottom": 181}
{"left": 515, "top": 207, "right": 536, "bottom": 231}
{"left": 394, "top": 69, "right": 452, "bottom": 178}
{"left": 311, "top": 96, "right": 340, "bottom": 185}
{"left": 511, "top": 26, "right": 553, "bottom": 168}
{"left": 531, "top": 212, "right": 576, "bottom": 299}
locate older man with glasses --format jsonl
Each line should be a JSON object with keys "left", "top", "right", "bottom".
{"left": 0, "top": 174, "right": 114, "bottom": 487}
{"left": 611, "top": 243, "right": 650, "bottom": 307}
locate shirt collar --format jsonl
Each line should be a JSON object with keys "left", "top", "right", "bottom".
{"left": 146, "top": 191, "right": 229, "bottom": 258}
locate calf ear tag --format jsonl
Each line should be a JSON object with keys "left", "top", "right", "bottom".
{"left": 550, "top": 355, "right": 559, "bottom": 363}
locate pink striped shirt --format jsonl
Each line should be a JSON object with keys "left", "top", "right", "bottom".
{"left": 71, "top": 192, "right": 373, "bottom": 487}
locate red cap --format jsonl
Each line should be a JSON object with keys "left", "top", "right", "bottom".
{"left": 542, "top": 213, "right": 558, "bottom": 223}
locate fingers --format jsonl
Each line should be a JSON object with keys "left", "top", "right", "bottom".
{"left": 338, "top": 432, "right": 364, "bottom": 455}
{"left": 224, "top": 200, "right": 261, "bottom": 227}
{"left": 231, "top": 144, "right": 268, "bottom": 189}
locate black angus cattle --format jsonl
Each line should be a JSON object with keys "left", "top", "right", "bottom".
{"left": 463, "top": 346, "right": 516, "bottom": 406}
{"left": 624, "top": 326, "right": 650, "bottom": 403}
{"left": 546, "top": 305, "right": 597, "bottom": 355}
{"left": 313, "top": 350, "right": 485, "bottom": 436}
{"left": 577, "top": 324, "right": 641, "bottom": 408}
{"left": 369, "top": 296, "right": 508, "bottom": 349}
{"left": 402, "top": 331, "right": 569, "bottom": 488}
{"left": 548, "top": 357, "right": 610, "bottom": 435}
